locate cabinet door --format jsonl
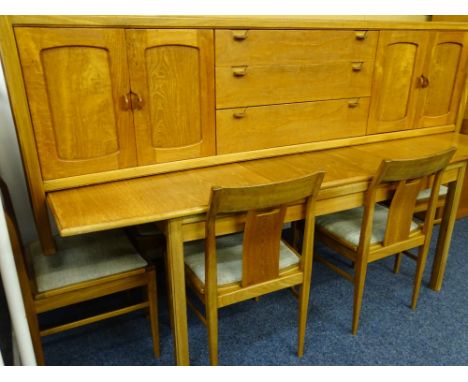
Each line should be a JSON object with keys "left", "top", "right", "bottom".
{"left": 15, "top": 28, "right": 137, "bottom": 180}
{"left": 126, "top": 29, "right": 215, "bottom": 165}
{"left": 417, "top": 31, "right": 468, "bottom": 128}
{"left": 367, "top": 31, "right": 430, "bottom": 134}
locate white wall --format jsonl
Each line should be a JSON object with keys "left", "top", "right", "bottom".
{"left": 0, "top": 62, "right": 37, "bottom": 244}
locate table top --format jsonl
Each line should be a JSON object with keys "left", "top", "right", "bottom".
{"left": 47, "top": 133, "right": 468, "bottom": 236}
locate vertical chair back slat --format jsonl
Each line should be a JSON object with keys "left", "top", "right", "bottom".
{"left": 384, "top": 178, "right": 424, "bottom": 246}
{"left": 242, "top": 206, "right": 286, "bottom": 287}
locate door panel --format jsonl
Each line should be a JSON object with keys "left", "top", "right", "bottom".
{"left": 367, "top": 31, "right": 430, "bottom": 134}
{"left": 15, "top": 27, "right": 136, "bottom": 180}
{"left": 126, "top": 29, "right": 215, "bottom": 165}
{"left": 417, "top": 31, "right": 468, "bottom": 128}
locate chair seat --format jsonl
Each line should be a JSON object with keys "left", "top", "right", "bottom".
{"left": 416, "top": 185, "right": 448, "bottom": 201}
{"left": 184, "top": 233, "right": 300, "bottom": 286}
{"left": 316, "top": 204, "right": 419, "bottom": 247}
{"left": 29, "top": 230, "right": 147, "bottom": 292}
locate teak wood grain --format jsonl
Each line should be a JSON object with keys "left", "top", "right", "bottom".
{"left": 126, "top": 29, "right": 216, "bottom": 164}
{"left": 14, "top": 27, "right": 138, "bottom": 180}
{"left": 215, "top": 29, "right": 378, "bottom": 66}
{"left": 216, "top": 61, "right": 374, "bottom": 109}
{"left": 216, "top": 98, "right": 369, "bottom": 154}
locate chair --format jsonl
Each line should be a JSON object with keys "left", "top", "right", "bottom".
{"left": 314, "top": 148, "right": 455, "bottom": 335}
{"left": 183, "top": 172, "right": 324, "bottom": 365}
{"left": 0, "top": 177, "right": 160, "bottom": 365}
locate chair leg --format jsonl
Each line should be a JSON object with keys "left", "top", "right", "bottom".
{"left": 206, "top": 300, "right": 219, "bottom": 366}
{"left": 29, "top": 315, "right": 46, "bottom": 365}
{"left": 297, "top": 283, "right": 311, "bottom": 357}
{"left": 147, "top": 268, "right": 160, "bottom": 358}
{"left": 411, "top": 244, "right": 430, "bottom": 310}
{"left": 393, "top": 253, "right": 402, "bottom": 274}
{"left": 352, "top": 258, "right": 368, "bottom": 335}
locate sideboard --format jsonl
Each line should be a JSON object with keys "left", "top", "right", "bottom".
{"left": 1, "top": 16, "right": 467, "bottom": 254}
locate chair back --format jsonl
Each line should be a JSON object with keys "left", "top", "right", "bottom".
{"left": 205, "top": 172, "right": 324, "bottom": 288}
{"left": 362, "top": 148, "right": 455, "bottom": 248}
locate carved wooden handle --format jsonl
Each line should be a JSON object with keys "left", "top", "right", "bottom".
{"left": 232, "top": 65, "right": 248, "bottom": 77}
{"left": 233, "top": 30, "right": 249, "bottom": 41}
{"left": 233, "top": 109, "right": 247, "bottom": 118}
{"left": 348, "top": 98, "right": 360, "bottom": 108}
{"left": 355, "top": 31, "right": 368, "bottom": 40}
{"left": 121, "top": 94, "right": 131, "bottom": 110}
{"left": 352, "top": 62, "right": 364, "bottom": 72}
{"left": 418, "top": 74, "right": 430, "bottom": 88}
{"left": 130, "top": 91, "right": 144, "bottom": 110}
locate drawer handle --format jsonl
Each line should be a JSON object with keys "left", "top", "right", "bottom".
{"left": 232, "top": 30, "right": 249, "bottom": 41}
{"left": 233, "top": 109, "right": 247, "bottom": 119}
{"left": 355, "top": 31, "right": 368, "bottom": 40}
{"left": 232, "top": 65, "right": 248, "bottom": 77}
{"left": 352, "top": 62, "right": 364, "bottom": 72}
{"left": 348, "top": 99, "right": 360, "bottom": 108}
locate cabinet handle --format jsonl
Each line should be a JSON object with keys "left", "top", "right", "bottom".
{"left": 348, "top": 98, "right": 360, "bottom": 108}
{"left": 352, "top": 62, "right": 364, "bottom": 72}
{"left": 232, "top": 65, "right": 248, "bottom": 77}
{"left": 232, "top": 30, "right": 249, "bottom": 41}
{"left": 130, "top": 91, "right": 144, "bottom": 110}
{"left": 355, "top": 31, "right": 368, "bottom": 40}
{"left": 418, "top": 74, "right": 430, "bottom": 89}
{"left": 121, "top": 94, "right": 131, "bottom": 110}
{"left": 233, "top": 109, "right": 247, "bottom": 119}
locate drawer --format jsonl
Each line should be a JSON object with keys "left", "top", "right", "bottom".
{"left": 216, "top": 98, "right": 369, "bottom": 154}
{"left": 216, "top": 30, "right": 378, "bottom": 66}
{"left": 216, "top": 61, "right": 373, "bottom": 108}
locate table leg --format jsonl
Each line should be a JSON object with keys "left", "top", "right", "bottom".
{"left": 430, "top": 161, "right": 467, "bottom": 291}
{"left": 166, "top": 218, "right": 190, "bottom": 365}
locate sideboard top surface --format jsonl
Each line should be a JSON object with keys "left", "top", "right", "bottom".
{"left": 5, "top": 15, "right": 468, "bottom": 30}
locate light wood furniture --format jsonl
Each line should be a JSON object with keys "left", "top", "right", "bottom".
{"left": 1, "top": 17, "right": 468, "bottom": 254}
{"left": 1, "top": 16, "right": 468, "bottom": 365}
{"left": 46, "top": 133, "right": 468, "bottom": 365}
{"left": 0, "top": 177, "right": 160, "bottom": 365}
{"left": 184, "top": 172, "right": 324, "bottom": 365}
{"left": 314, "top": 148, "right": 455, "bottom": 335}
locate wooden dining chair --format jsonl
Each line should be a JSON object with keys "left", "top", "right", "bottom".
{"left": 0, "top": 177, "right": 160, "bottom": 365}
{"left": 183, "top": 172, "right": 324, "bottom": 365}
{"left": 314, "top": 148, "right": 455, "bottom": 335}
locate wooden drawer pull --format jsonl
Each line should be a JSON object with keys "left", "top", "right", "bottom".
{"left": 232, "top": 30, "right": 249, "bottom": 41}
{"left": 355, "top": 31, "right": 368, "bottom": 40}
{"left": 348, "top": 99, "right": 360, "bottom": 108}
{"left": 352, "top": 62, "right": 364, "bottom": 72}
{"left": 233, "top": 109, "right": 247, "bottom": 119}
{"left": 232, "top": 65, "right": 248, "bottom": 77}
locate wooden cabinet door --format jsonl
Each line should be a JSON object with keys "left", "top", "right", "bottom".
{"left": 367, "top": 31, "right": 430, "bottom": 134}
{"left": 416, "top": 31, "right": 468, "bottom": 128}
{"left": 126, "top": 29, "right": 215, "bottom": 165}
{"left": 15, "top": 28, "right": 137, "bottom": 180}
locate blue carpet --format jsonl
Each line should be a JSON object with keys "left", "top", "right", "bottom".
{"left": 40, "top": 217, "right": 468, "bottom": 365}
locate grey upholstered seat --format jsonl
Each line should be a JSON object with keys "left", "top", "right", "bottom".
{"left": 316, "top": 203, "right": 419, "bottom": 247}
{"left": 29, "top": 230, "right": 147, "bottom": 292}
{"left": 184, "top": 233, "right": 300, "bottom": 286}
{"left": 416, "top": 185, "right": 448, "bottom": 201}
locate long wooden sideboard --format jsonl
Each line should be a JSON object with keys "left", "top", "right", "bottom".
{"left": 1, "top": 16, "right": 468, "bottom": 254}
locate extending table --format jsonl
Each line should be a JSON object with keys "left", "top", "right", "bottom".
{"left": 47, "top": 132, "right": 468, "bottom": 365}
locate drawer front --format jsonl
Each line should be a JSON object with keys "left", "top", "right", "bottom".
{"left": 216, "top": 61, "right": 373, "bottom": 108}
{"left": 216, "top": 98, "right": 369, "bottom": 154}
{"left": 216, "top": 30, "right": 378, "bottom": 66}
